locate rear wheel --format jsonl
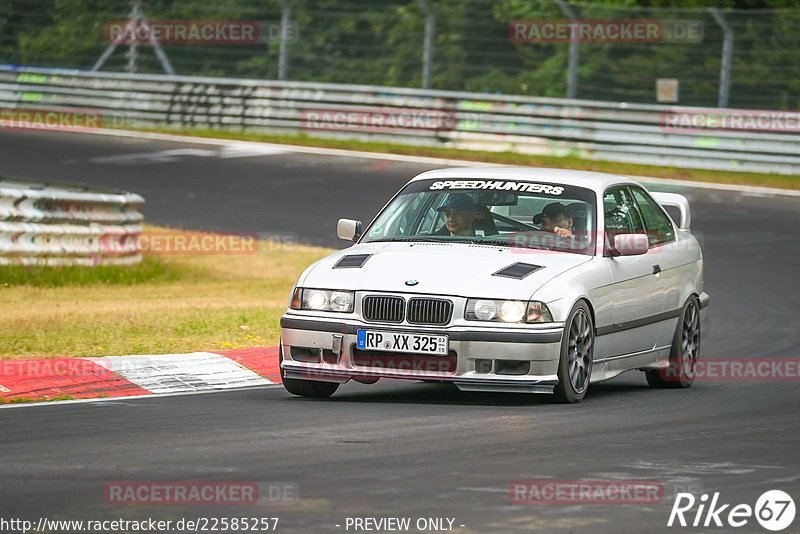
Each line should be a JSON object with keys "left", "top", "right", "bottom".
{"left": 646, "top": 296, "right": 700, "bottom": 388}
{"left": 554, "top": 301, "right": 594, "bottom": 403}
{"left": 279, "top": 339, "right": 340, "bottom": 398}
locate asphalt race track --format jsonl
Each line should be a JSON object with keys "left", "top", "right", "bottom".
{"left": 1, "top": 130, "right": 799, "bottom": 534}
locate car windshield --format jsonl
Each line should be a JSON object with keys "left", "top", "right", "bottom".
{"left": 362, "top": 178, "right": 597, "bottom": 255}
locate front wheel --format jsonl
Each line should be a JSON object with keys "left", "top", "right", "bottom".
{"left": 646, "top": 296, "right": 700, "bottom": 388}
{"left": 554, "top": 301, "right": 594, "bottom": 403}
{"left": 279, "top": 339, "right": 339, "bottom": 398}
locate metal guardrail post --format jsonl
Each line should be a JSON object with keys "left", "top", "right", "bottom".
{"left": 556, "top": 0, "right": 579, "bottom": 100}
{"left": 277, "top": 0, "right": 293, "bottom": 81}
{"left": 126, "top": 0, "right": 142, "bottom": 73}
{"left": 709, "top": 8, "right": 734, "bottom": 108}
{"left": 416, "top": 0, "right": 436, "bottom": 90}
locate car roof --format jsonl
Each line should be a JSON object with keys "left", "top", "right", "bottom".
{"left": 409, "top": 166, "right": 642, "bottom": 192}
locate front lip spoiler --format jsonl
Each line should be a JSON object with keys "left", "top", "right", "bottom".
{"left": 280, "top": 316, "right": 563, "bottom": 344}
{"left": 281, "top": 362, "right": 558, "bottom": 394}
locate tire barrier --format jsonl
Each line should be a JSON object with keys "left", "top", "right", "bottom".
{"left": 0, "top": 176, "right": 144, "bottom": 266}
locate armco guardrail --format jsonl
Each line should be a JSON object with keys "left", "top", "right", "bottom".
{"left": 1, "top": 65, "right": 799, "bottom": 174}
{"left": 0, "top": 175, "right": 144, "bottom": 266}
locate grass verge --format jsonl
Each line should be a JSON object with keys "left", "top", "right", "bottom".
{"left": 137, "top": 126, "right": 800, "bottom": 190}
{"left": 0, "top": 226, "right": 334, "bottom": 360}
{"left": 0, "top": 395, "right": 76, "bottom": 404}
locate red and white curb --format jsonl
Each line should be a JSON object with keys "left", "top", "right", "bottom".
{"left": 0, "top": 347, "right": 280, "bottom": 403}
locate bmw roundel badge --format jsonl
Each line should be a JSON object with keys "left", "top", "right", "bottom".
{"left": 405, "top": 280, "right": 419, "bottom": 286}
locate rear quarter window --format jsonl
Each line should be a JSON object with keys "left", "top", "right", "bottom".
{"left": 630, "top": 187, "right": 676, "bottom": 245}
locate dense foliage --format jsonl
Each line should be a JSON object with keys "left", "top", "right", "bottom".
{"left": 1, "top": 0, "right": 798, "bottom": 109}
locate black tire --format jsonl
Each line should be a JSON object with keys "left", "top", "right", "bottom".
{"left": 554, "top": 301, "right": 594, "bottom": 403}
{"left": 279, "top": 339, "right": 339, "bottom": 398}
{"left": 646, "top": 296, "right": 700, "bottom": 388}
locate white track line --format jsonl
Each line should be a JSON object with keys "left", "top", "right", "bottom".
{"left": 0, "top": 384, "right": 282, "bottom": 410}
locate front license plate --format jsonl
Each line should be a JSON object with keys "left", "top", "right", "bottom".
{"left": 357, "top": 330, "right": 448, "bottom": 355}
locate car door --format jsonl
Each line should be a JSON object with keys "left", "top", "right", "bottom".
{"left": 596, "top": 186, "right": 664, "bottom": 360}
{"left": 628, "top": 186, "right": 684, "bottom": 349}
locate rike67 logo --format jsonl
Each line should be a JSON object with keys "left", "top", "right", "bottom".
{"left": 668, "top": 490, "right": 796, "bottom": 531}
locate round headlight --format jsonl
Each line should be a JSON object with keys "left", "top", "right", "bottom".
{"left": 473, "top": 300, "right": 498, "bottom": 321}
{"left": 305, "top": 290, "right": 328, "bottom": 310}
{"left": 499, "top": 300, "right": 526, "bottom": 322}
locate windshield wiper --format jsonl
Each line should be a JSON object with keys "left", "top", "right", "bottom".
{"left": 508, "top": 240, "right": 551, "bottom": 251}
{"left": 369, "top": 236, "right": 557, "bottom": 251}
{"left": 368, "top": 237, "right": 451, "bottom": 243}
{"left": 461, "top": 238, "right": 509, "bottom": 247}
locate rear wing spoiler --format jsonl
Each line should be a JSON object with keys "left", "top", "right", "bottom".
{"left": 651, "top": 192, "right": 691, "bottom": 230}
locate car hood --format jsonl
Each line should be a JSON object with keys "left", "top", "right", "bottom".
{"left": 299, "top": 241, "right": 593, "bottom": 300}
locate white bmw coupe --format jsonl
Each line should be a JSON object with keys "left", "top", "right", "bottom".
{"left": 280, "top": 167, "right": 708, "bottom": 402}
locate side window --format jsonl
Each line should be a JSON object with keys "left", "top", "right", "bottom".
{"left": 376, "top": 193, "right": 435, "bottom": 237}
{"left": 630, "top": 188, "right": 676, "bottom": 245}
{"left": 369, "top": 194, "right": 415, "bottom": 237}
{"left": 603, "top": 187, "right": 644, "bottom": 239}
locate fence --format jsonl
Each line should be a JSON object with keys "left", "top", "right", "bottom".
{"left": 0, "top": 1, "right": 798, "bottom": 110}
{"left": 1, "top": 65, "right": 799, "bottom": 175}
{"left": 0, "top": 175, "right": 144, "bottom": 266}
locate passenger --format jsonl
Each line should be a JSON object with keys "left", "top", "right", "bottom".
{"left": 534, "top": 202, "right": 574, "bottom": 238}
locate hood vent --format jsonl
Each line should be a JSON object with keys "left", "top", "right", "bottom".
{"left": 333, "top": 254, "right": 371, "bottom": 269}
{"left": 492, "top": 262, "right": 543, "bottom": 280}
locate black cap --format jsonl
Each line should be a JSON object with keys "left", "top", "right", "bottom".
{"left": 436, "top": 193, "right": 477, "bottom": 212}
{"left": 533, "top": 202, "right": 570, "bottom": 224}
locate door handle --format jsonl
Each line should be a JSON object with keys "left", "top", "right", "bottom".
{"left": 653, "top": 264, "right": 662, "bottom": 275}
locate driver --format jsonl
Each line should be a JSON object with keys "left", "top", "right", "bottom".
{"left": 436, "top": 194, "right": 478, "bottom": 236}
{"left": 534, "top": 202, "right": 574, "bottom": 238}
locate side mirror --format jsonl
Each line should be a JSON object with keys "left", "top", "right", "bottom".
{"left": 337, "top": 219, "right": 362, "bottom": 242}
{"left": 612, "top": 233, "right": 649, "bottom": 256}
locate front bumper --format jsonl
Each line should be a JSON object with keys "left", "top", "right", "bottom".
{"left": 280, "top": 314, "right": 563, "bottom": 394}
